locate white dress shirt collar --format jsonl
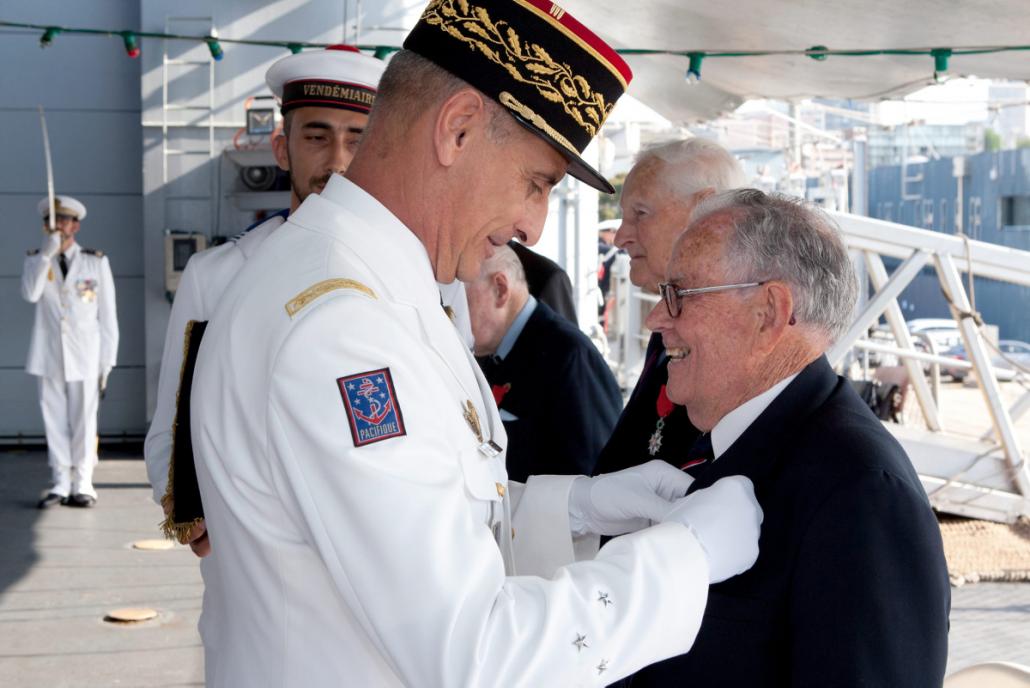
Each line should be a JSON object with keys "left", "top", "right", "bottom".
{"left": 710, "top": 372, "right": 800, "bottom": 460}
{"left": 496, "top": 295, "right": 537, "bottom": 361}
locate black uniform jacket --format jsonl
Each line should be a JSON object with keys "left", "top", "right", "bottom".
{"left": 509, "top": 240, "right": 578, "bottom": 324}
{"left": 629, "top": 355, "right": 951, "bottom": 688}
{"left": 478, "top": 301, "right": 623, "bottom": 482}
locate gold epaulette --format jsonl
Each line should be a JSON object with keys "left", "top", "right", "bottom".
{"left": 26, "top": 249, "right": 40, "bottom": 256}
{"left": 82, "top": 248, "right": 104, "bottom": 257}
{"left": 285, "top": 278, "right": 376, "bottom": 317}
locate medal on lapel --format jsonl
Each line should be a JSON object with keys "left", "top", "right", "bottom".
{"left": 464, "top": 400, "right": 502, "bottom": 458}
{"left": 648, "top": 384, "right": 676, "bottom": 456}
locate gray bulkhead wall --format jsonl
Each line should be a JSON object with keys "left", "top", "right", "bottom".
{"left": 0, "top": 1, "right": 143, "bottom": 438}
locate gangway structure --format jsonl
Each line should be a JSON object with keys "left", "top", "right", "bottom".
{"left": 609, "top": 213, "right": 1030, "bottom": 524}
{"left": 828, "top": 213, "right": 1030, "bottom": 523}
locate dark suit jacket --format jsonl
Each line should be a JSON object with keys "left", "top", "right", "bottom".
{"left": 477, "top": 302, "right": 623, "bottom": 482}
{"left": 629, "top": 356, "right": 951, "bottom": 688}
{"left": 594, "top": 332, "right": 700, "bottom": 475}
{"left": 509, "top": 240, "right": 578, "bottom": 324}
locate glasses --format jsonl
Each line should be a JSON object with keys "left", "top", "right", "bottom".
{"left": 658, "top": 281, "right": 765, "bottom": 318}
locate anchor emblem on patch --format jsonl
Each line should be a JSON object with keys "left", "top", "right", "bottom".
{"left": 337, "top": 368, "right": 406, "bottom": 447}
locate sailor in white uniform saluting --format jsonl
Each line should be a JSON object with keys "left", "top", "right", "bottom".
{"left": 191, "top": 1, "right": 763, "bottom": 685}
{"left": 23, "top": 195, "right": 117, "bottom": 509}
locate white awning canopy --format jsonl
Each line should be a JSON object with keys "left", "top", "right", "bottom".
{"left": 561, "top": 0, "right": 1030, "bottom": 123}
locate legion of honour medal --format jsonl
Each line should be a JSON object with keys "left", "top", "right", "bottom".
{"left": 648, "top": 384, "right": 675, "bottom": 456}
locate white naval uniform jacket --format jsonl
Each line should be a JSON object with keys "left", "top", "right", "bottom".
{"left": 191, "top": 175, "right": 710, "bottom": 688}
{"left": 145, "top": 214, "right": 475, "bottom": 504}
{"left": 21, "top": 242, "right": 118, "bottom": 382}
{"left": 144, "top": 215, "right": 284, "bottom": 503}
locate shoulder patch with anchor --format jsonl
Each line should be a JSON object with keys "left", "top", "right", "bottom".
{"left": 337, "top": 368, "right": 406, "bottom": 447}
{"left": 285, "top": 278, "right": 376, "bottom": 317}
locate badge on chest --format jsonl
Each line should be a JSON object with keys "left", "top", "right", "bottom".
{"left": 337, "top": 368, "right": 407, "bottom": 447}
{"left": 76, "top": 278, "right": 98, "bottom": 303}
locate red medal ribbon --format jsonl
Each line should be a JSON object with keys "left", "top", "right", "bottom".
{"left": 492, "top": 383, "right": 511, "bottom": 406}
{"left": 656, "top": 384, "right": 675, "bottom": 419}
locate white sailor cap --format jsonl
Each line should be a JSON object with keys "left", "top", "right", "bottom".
{"left": 265, "top": 45, "right": 386, "bottom": 115}
{"left": 38, "top": 195, "right": 87, "bottom": 220}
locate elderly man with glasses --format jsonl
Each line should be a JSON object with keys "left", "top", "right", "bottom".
{"left": 625, "top": 189, "right": 951, "bottom": 687}
{"left": 594, "top": 137, "right": 746, "bottom": 476}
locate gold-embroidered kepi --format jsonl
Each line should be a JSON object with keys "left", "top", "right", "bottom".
{"left": 403, "top": 0, "right": 632, "bottom": 193}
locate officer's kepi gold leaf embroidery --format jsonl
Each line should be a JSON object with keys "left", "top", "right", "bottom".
{"left": 421, "top": 0, "right": 612, "bottom": 138}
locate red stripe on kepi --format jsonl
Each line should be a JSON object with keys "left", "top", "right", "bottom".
{"left": 282, "top": 99, "right": 372, "bottom": 112}
{"left": 519, "top": 0, "right": 632, "bottom": 85}
{"left": 680, "top": 458, "right": 708, "bottom": 470}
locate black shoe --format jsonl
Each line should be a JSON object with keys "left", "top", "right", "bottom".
{"left": 68, "top": 493, "right": 97, "bottom": 508}
{"left": 37, "top": 492, "right": 67, "bottom": 509}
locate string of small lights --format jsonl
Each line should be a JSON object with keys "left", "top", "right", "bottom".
{"left": 5, "top": 18, "right": 1030, "bottom": 82}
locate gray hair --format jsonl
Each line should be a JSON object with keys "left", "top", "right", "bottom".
{"left": 479, "top": 244, "right": 527, "bottom": 287}
{"left": 692, "top": 189, "right": 858, "bottom": 342}
{"left": 636, "top": 137, "right": 746, "bottom": 199}
{"left": 367, "top": 50, "right": 516, "bottom": 144}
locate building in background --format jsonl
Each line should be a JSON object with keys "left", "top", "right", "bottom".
{"left": 868, "top": 148, "right": 1030, "bottom": 342}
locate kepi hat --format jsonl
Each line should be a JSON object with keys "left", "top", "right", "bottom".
{"left": 266, "top": 45, "right": 386, "bottom": 115}
{"left": 37, "top": 195, "right": 86, "bottom": 221}
{"left": 403, "top": 0, "right": 632, "bottom": 193}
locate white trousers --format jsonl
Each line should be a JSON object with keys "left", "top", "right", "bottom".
{"left": 37, "top": 376, "right": 99, "bottom": 497}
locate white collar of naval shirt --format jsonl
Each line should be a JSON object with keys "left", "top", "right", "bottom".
{"left": 709, "top": 372, "right": 799, "bottom": 460}
{"left": 299, "top": 174, "right": 441, "bottom": 314}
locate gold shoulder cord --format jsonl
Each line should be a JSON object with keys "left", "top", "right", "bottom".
{"left": 285, "top": 278, "right": 377, "bottom": 317}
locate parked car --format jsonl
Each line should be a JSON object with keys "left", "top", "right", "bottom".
{"left": 941, "top": 340, "right": 1030, "bottom": 382}
{"left": 906, "top": 318, "right": 962, "bottom": 352}
{"left": 863, "top": 324, "right": 932, "bottom": 370}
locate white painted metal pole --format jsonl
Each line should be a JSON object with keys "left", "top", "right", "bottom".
{"left": 828, "top": 248, "right": 931, "bottom": 364}
{"left": 936, "top": 253, "right": 1030, "bottom": 499}
{"left": 864, "top": 252, "right": 943, "bottom": 431}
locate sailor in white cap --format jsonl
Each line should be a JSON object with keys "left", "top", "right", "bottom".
{"left": 22, "top": 195, "right": 118, "bottom": 508}
{"left": 146, "top": 45, "right": 416, "bottom": 553}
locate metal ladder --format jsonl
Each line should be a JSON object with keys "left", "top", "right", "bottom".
{"left": 161, "top": 16, "right": 217, "bottom": 234}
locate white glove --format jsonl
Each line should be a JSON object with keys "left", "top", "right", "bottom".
{"left": 569, "top": 460, "right": 695, "bottom": 536}
{"left": 99, "top": 366, "right": 112, "bottom": 397}
{"left": 663, "top": 476, "right": 763, "bottom": 584}
{"left": 41, "top": 230, "right": 61, "bottom": 258}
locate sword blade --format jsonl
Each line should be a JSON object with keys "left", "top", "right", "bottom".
{"left": 38, "top": 105, "right": 56, "bottom": 233}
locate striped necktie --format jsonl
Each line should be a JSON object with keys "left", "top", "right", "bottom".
{"left": 680, "top": 433, "right": 713, "bottom": 476}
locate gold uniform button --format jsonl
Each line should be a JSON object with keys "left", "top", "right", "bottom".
{"left": 495, "top": 482, "right": 505, "bottom": 498}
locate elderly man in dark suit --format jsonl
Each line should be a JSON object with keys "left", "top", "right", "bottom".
{"left": 595, "top": 138, "right": 746, "bottom": 475}
{"left": 628, "top": 189, "right": 950, "bottom": 687}
{"left": 469, "top": 244, "right": 622, "bottom": 481}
